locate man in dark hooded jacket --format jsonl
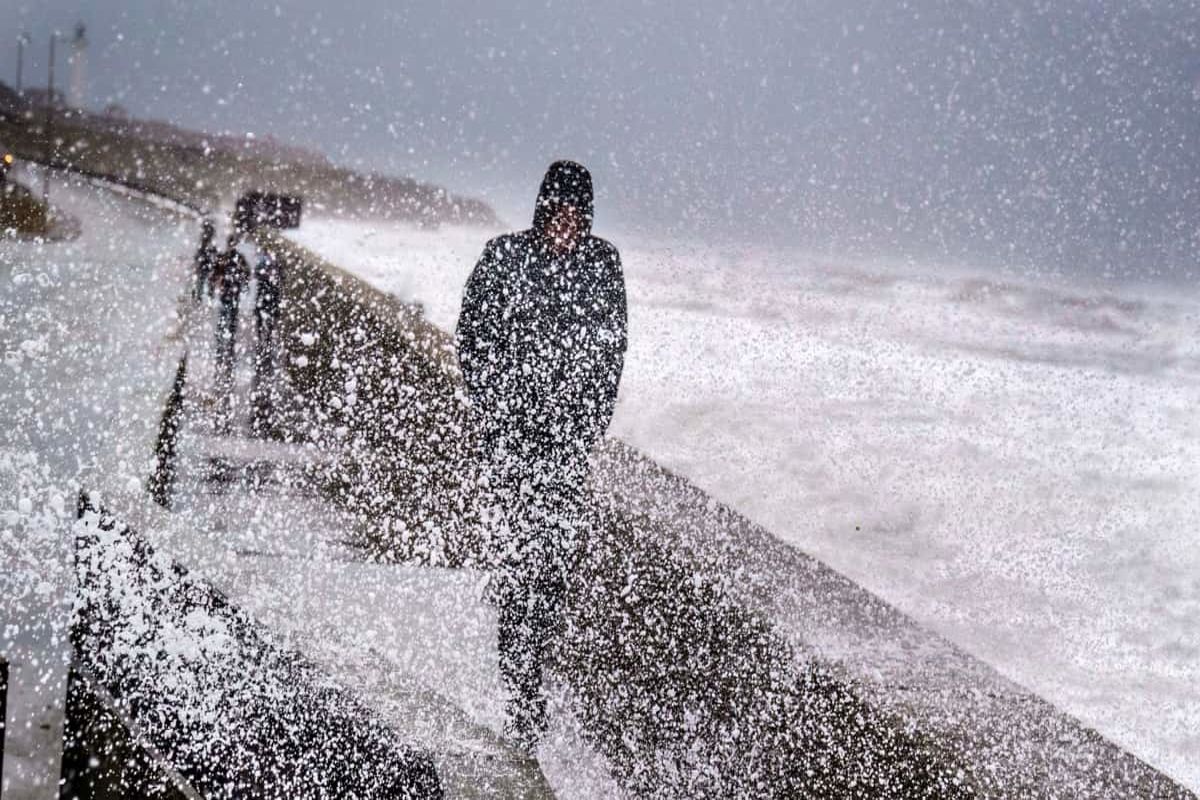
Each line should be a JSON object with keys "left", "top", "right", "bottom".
{"left": 457, "top": 160, "right": 627, "bottom": 746}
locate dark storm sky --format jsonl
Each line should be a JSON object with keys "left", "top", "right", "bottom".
{"left": 4, "top": 0, "right": 1199, "bottom": 276}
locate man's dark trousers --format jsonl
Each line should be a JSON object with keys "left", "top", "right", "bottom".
{"left": 489, "top": 444, "right": 588, "bottom": 741}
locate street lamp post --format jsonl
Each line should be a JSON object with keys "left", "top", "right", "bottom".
{"left": 43, "top": 32, "right": 59, "bottom": 203}
{"left": 16, "top": 32, "right": 29, "bottom": 94}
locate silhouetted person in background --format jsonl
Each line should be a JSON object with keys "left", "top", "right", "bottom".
{"left": 213, "top": 232, "right": 249, "bottom": 429}
{"left": 457, "top": 160, "right": 627, "bottom": 747}
{"left": 251, "top": 247, "right": 282, "bottom": 435}
{"left": 192, "top": 219, "right": 218, "bottom": 303}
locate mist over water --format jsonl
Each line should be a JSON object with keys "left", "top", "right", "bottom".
{"left": 7, "top": 0, "right": 1199, "bottom": 280}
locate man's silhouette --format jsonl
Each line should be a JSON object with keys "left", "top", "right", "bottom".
{"left": 457, "top": 160, "right": 627, "bottom": 746}
{"left": 192, "top": 219, "right": 218, "bottom": 303}
{"left": 213, "top": 233, "right": 249, "bottom": 430}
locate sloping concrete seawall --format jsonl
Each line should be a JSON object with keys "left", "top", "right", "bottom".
{"left": 258, "top": 228, "right": 1195, "bottom": 798}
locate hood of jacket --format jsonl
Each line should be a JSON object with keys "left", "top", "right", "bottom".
{"left": 532, "top": 160, "right": 594, "bottom": 236}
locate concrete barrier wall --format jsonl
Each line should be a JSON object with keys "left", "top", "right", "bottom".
{"left": 72, "top": 493, "right": 444, "bottom": 799}
{"left": 258, "top": 230, "right": 1195, "bottom": 798}
{"left": 59, "top": 662, "right": 197, "bottom": 799}
{"left": 262, "top": 230, "right": 483, "bottom": 563}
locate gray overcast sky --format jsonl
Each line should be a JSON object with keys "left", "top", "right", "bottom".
{"left": 4, "top": 0, "right": 1198, "bottom": 278}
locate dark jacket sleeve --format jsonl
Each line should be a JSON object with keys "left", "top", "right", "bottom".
{"left": 605, "top": 245, "right": 628, "bottom": 399}
{"left": 586, "top": 243, "right": 628, "bottom": 445}
{"left": 456, "top": 239, "right": 506, "bottom": 416}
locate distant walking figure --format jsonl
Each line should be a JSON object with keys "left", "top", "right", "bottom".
{"left": 251, "top": 248, "right": 282, "bottom": 434}
{"left": 192, "top": 219, "right": 218, "bottom": 303}
{"left": 457, "top": 160, "right": 628, "bottom": 747}
{"left": 213, "top": 233, "right": 249, "bottom": 428}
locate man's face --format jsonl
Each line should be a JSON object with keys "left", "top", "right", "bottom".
{"left": 546, "top": 204, "right": 584, "bottom": 253}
